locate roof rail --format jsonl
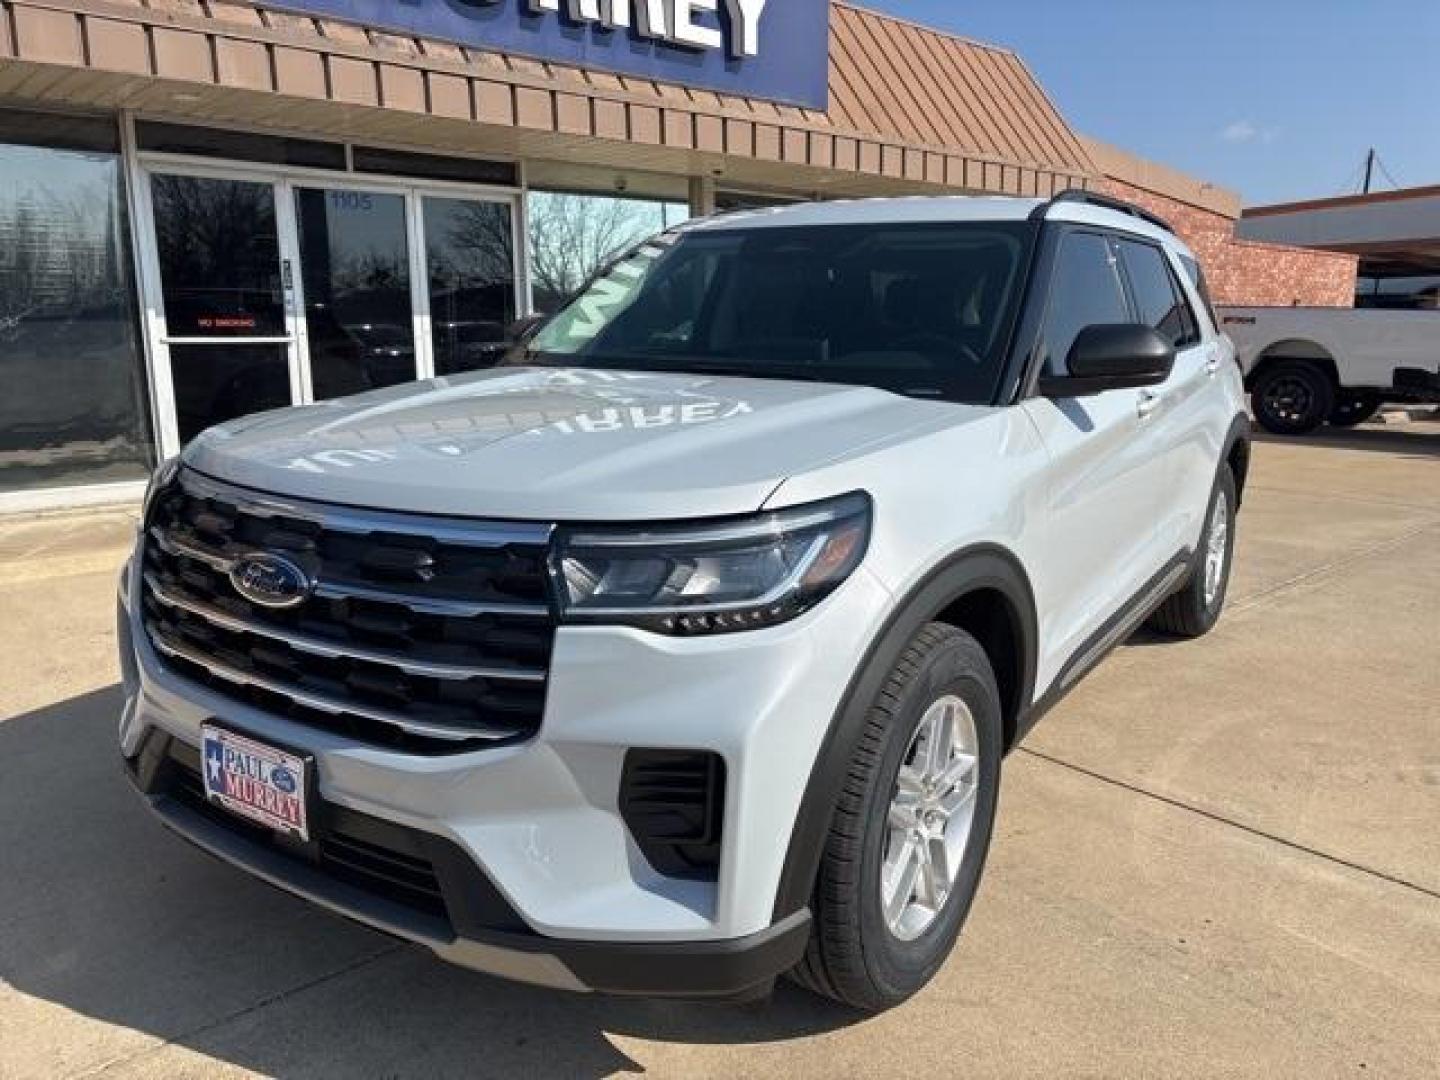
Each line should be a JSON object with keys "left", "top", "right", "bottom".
{"left": 1032, "top": 188, "right": 1175, "bottom": 234}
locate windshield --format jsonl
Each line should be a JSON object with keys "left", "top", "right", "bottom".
{"left": 522, "top": 221, "right": 1033, "bottom": 404}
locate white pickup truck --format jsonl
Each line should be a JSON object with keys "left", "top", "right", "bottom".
{"left": 1219, "top": 306, "right": 1440, "bottom": 434}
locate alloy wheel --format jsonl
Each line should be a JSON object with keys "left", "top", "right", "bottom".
{"left": 1203, "top": 491, "right": 1230, "bottom": 608}
{"left": 880, "top": 694, "right": 980, "bottom": 941}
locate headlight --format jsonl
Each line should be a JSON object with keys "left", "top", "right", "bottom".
{"left": 552, "top": 492, "right": 871, "bottom": 635}
{"left": 141, "top": 456, "right": 181, "bottom": 524}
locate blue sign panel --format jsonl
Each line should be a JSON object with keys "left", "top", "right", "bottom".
{"left": 270, "top": 0, "right": 830, "bottom": 110}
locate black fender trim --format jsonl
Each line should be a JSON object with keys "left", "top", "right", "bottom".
{"left": 770, "top": 545, "right": 1037, "bottom": 922}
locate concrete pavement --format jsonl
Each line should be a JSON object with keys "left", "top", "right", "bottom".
{"left": 1, "top": 424, "right": 1437, "bottom": 1078}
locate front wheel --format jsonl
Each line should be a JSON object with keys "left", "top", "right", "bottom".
{"left": 788, "top": 623, "right": 1002, "bottom": 1012}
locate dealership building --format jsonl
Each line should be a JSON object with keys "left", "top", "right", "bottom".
{"left": 0, "top": 0, "right": 1349, "bottom": 510}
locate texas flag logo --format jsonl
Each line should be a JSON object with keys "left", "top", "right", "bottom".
{"left": 204, "top": 740, "right": 227, "bottom": 794}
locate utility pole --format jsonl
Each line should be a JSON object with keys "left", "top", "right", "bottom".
{"left": 1363, "top": 148, "right": 1376, "bottom": 194}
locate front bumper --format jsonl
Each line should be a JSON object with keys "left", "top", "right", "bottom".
{"left": 123, "top": 726, "right": 809, "bottom": 997}
{"left": 117, "top": 551, "right": 892, "bottom": 994}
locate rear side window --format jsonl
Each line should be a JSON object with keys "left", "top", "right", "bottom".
{"left": 1039, "top": 232, "right": 1130, "bottom": 374}
{"left": 1118, "top": 239, "right": 1200, "bottom": 348}
{"left": 1178, "top": 253, "right": 1219, "bottom": 332}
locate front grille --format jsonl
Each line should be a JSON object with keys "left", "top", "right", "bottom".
{"left": 620, "top": 750, "right": 726, "bottom": 881}
{"left": 141, "top": 469, "right": 556, "bottom": 754}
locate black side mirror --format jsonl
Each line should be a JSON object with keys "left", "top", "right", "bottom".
{"left": 1039, "top": 324, "right": 1175, "bottom": 397}
{"left": 507, "top": 313, "right": 547, "bottom": 344}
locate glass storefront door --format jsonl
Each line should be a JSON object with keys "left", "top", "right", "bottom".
{"left": 294, "top": 186, "right": 420, "bottom": 399}
{"left": 422, "top": 196, "right": 517, "bottom": 376}
{"left": 146, "top": 171, "right": 301, "bottom": 445}
{"left": 140, "top": 164, "right": 521, "bottom": 455}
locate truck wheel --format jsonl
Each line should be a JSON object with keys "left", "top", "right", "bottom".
{"left": 1250, "top": 360, "right": 1334, "bottom": 435}
{"left": 788, "top": 623, "right": 1002, "bottom": 1012}
{"left": 1148, "top": 466, "right": 1237, "bottom": 639}
{"left": 1328, "top": 391, "right": 1381, "bottom": 428}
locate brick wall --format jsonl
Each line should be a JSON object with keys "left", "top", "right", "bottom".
{"left": 1099, "top": 177, "right": 1358, "bottom": 308}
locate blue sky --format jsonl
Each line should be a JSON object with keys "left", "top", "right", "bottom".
{"left": 867, "top": 1, "right": 1438, "bottom": 207}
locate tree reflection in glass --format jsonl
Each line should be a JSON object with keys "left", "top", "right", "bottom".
{"left": 424, "top": 198, "right": 516, "bottom": 377}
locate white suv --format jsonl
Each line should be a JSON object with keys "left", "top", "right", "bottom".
{"left": 118, "top": 192, "right": 1250, "bottom": 1011}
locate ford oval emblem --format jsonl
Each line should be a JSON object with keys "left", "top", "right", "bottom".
{"left": 229, "top": 551, "right": 314, "bottom": 610}
{"left": 270, "top": 765, "right": 297, "bottom": 794}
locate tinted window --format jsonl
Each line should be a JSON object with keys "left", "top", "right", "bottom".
{"left": 136, "top": 121, "right": 345, "bottom": 170}
{"left": 151, "top": 175, "right": 285, "bottom": 337}
{"left": 1040, "top": 232, "right": 1129, "bottom": 374}
{"left": 0, "top": 134, "right": 154, "bottom": 492}
{"left": 1119, "top": 239, "right": 1197, "bottom": 348}
{"left": 295, "top": 187, "right": 417, "bottom": 399}
{"left": 351, "top": 146, "right": 517, "bottom": 187}
{"left": 1178, "top": 254, "right": 1219, "bottom": 330}
{"left": 424, "top": 197, "right": 517, "bottom": 376}
{"left": 526, "top": 222, "right": 1031, "bottom": 404}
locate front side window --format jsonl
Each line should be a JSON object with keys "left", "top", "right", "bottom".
{"left": 1118, "top": 239, "right": 1198, "bottom": 348}
{"left": 1038, "top": 232, "right": 1130, "bottom": 375}
{"left": 525, "top": 222, "right": 1032, "bottom": 405}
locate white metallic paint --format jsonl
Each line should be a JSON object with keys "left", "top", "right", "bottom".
{"left": 119, "top": 195, "right": 1249, "bottom": 959}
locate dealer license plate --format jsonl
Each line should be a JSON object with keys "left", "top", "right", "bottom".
{"left": 200, "top": 724, "right": 311, "bottom": 842}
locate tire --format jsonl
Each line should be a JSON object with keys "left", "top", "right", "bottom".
{"left": 1148, "top": 465, "right": 1237, "bottom": 639}
{"left": 1250, "top": 360, "right": 1335, "bottom": 435}
{"left": 1328, "top": 391, "right": 1381, "bottom": 428}
{"left": 788, "top": 623, "right": 1002, "bottom": 1012}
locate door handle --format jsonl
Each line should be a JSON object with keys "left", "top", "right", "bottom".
{"left": 1137, "top": 390, "right": 1162, "bottom": 419}
{"left": 1205, "top": 355, "right": 1222, "bottom": 376}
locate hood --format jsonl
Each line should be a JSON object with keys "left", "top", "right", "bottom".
{"left": 183, "top": 367, "right": 982, "bottom": 520}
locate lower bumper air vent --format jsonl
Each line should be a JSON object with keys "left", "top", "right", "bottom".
{"left": 619, "top": 749, "right": 726, "bottom": 882}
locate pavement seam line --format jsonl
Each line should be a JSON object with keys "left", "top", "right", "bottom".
{"left": 1018, "top": 747, "right": 1440, "bottom": 904}
{"left": 71, "top": 944, "right": 406, "bottom": 1079}
{"left": 1229, "top": 519, "right": 1440, "bottom": 615}
{"left": 1246, "top": 481, "right": 1440, "bottom": 514}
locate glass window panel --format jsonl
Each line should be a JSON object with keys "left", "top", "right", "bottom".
{"left": 424, "top": 197, "right": 517, "bottom": 376}
{"left": 530, "top": 223, "right": 1030, "bottom": 404}
{"left": 151, "top": 175, "right": 285, "bottom": 337}
{"left": 0, "top": 138, "right": 153, "bottom": 493}
{"left": 1117, "top": 239, "right": 1196, "bottom": 348}
{"left": 295, "top": 187, "right": 417, "bottom": 399}
{"left": 352, "top": 147, "right": 517, "bottom": 187}
{"left": 135, "top": 121, "right": 345, "bottom": 170}
{"left": 527, "top": 192, "right": 688, "bottom": 314}
{"left": 0, "top": 108, "right": 119, "bottom": 152}
{"left": 1040, "top": 233, "right": 1130, "bottom": 375}
{"left": 168, "top": 343, "right": 291, "bottom": 443}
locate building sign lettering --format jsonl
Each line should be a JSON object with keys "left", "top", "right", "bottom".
{"left": 268, "top": 0, "right": 829, "bottom": 109}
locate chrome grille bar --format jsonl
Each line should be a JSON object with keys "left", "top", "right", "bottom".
{"left": 148, "top": 527, "right": 550, "bottom": 619}
{"left": 144, "top": 572, "right": 546, "bottom": 683}
{"left": 178, "top": 468, "right": 553, "bottom": 548}
{"left": 146, "top": 628, "right": 523, "bottom": 744}
{"left": 142, "top": 468, "right": 556, "bottom": 752}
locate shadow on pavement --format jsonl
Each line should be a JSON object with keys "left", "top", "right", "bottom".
{"left": 1252, "top": 423, "right": 1440, "bottom": 459}
{"left": 0, "top": 687, "right": 860, "bottom": 1078}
